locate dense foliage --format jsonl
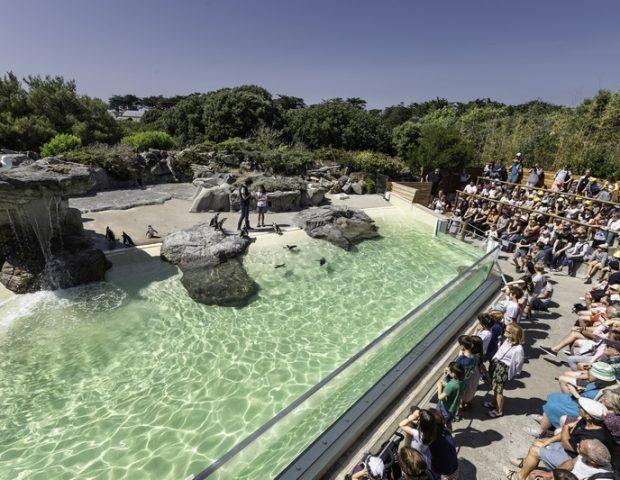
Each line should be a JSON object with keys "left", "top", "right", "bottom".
{"left": 121, "top": 131, "right": 175, "bottom": 151}
{"left": 0, "top": 72, "right": 121, "bottom": 151}
{"left": 40, "top": 133, "right": 82, "bottom": 157}
{"left": 63, "top": 144, "right": 135, "bottom": 179}
{"left": 2, "top": 71, "right": 619, "bottom": 180}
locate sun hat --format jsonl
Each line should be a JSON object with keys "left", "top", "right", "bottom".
{"left": 614, "top": 251, "right": 620, "bottom": 259}
{"left": 578, "top": 397, "right": 609, "bottom": 420}
{"left": 590, "top": 362, "right": 617, "bottom": 383}
{"left": 609, "top": 284, "right": 620, "bottom": 291}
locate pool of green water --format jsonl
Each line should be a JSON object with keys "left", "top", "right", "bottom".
{"left": 0, "top": 214, "right": 481, "bottom": 479}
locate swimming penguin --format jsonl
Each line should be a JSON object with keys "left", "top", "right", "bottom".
{"left": 284, "top": 244, "right": 297, "bottom": 251}
{"left": 274, "top": 263, "right": 286, "bottom": 269}
{"left": 319, "top": 257, "right": 326, "bottom": 266}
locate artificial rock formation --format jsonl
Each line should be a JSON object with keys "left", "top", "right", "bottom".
{"left": 293, "top": 205, "right": 380, "bottom": 249}
{"left": 0, "top": 158, "right": 110, "bottom": 293}
{"left": 160, "top": 222, "right": 258, "bottom": 306}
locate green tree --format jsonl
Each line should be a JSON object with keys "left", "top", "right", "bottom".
{"left": 202, "top": 85, "right": 282, "bottom": 142}
{"left": 409, "top": 124, "right": 475, "bottom": 174}
{"left": 392, "top": 120, "right": 421, "bottom": 159}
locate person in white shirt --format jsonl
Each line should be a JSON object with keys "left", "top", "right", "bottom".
{"left": 463, "top": 180, "right": 477, "bottom": 195}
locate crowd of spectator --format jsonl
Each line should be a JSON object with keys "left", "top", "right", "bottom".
{"left": 348, "top": 159, "right": 619, "bottom": 480}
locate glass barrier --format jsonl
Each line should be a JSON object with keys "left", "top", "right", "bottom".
{"left": 193, "top": 249, "right": 497, "bottom": 479}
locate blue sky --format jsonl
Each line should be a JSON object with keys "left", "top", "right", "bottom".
{"left": 2, "top": 0, "right": 619, "bottom": 109}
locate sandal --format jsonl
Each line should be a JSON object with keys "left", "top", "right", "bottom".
{"left": 503, "top": 466, "right": 518, "bottom": 479}
{"left": 483, "top": 400, "right": 495, "bottom": 409}
{"left": 488, "top": 409, "right": 503, "bottom": 418}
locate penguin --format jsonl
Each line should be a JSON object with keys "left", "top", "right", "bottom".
{"left": 319, "top": 257, "right": 326, "bottom": 266}
{"left": 209, "top": 212, "right": 220, "bottom": 228}
{"left": 284, "top": 244, "right": 297, "bottom": 251}
{"left": 274, "top": 263, "right": 286, "bottom": 269}
{"left": 273, "top": 223, "right": 283, "bottom": 235}
{"left": 240, "top": 226, "right": 249, "bottom": 238}
{"left": 216, "top": 218, "right": 227, "bottom": 231}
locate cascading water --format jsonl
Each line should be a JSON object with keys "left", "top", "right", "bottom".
{"left": 0, "top": 158, "right": 110, "bottom": 293}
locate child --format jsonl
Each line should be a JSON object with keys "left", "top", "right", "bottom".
{"left": 436, "top": 362, "right": 465, "bottom": 429}
{"left": 255, "top": 185, "right": 268, "bottom": 227}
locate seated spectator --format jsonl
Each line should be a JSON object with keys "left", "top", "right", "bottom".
{"left": 583, "top": 244, "right": 609, "bottom": 284}
{"left": 559, "top": 236, "right": 591, "bottom": 277}
{"left": 533, "top": 362, "right": 617, "bottom": 434}
{"left": 486, "top": 323, "right": 525, "bottom": 418}
{"left": 527, "top": 438, "right": 613, "bottom": 480}
{"left": 506, "top": 398, "right": 614, "bottom": 480}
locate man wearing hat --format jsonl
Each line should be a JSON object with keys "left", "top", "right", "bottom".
{"left": 506, "top": 397, "right": 615, "bottom": 479}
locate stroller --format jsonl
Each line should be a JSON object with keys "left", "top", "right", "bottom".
{"left": 345, "top": 432, "right": 404, "bottom": 480}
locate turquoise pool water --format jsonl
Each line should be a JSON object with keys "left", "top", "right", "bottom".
{"left": 0, "top": 214, "right": 481, "bottom": 479}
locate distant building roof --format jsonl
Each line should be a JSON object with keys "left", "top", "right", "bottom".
{"left": 108, "top": 108, "right": 148, "bottom": 121}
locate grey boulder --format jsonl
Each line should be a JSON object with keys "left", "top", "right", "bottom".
{"left": 293, "top": 205, "right": 379, "bottom": 249}
{"left": 160, "top": 222, "right": 258, "bottom": 305}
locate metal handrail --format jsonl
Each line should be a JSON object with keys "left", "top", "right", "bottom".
{"left": 189, "top": 246, "right": 499, "bottom": 479}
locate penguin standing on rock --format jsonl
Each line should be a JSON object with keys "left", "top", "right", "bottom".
{"left": 272, "top": 223, "right": 283, "bottom": 235}
{"left": 209, "top": 212, "right": 220, "bottom": 228}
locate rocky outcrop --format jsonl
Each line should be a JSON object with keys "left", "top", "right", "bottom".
{"left": 0, "top": 158, "right": 110, "bottom": 293}
{"left": 160, "top": 222, "right": 258, "bottom": 306}
{"left": 293, "top": 205, "right": 380, "bottom": 249}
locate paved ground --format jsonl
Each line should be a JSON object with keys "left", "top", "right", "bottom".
{"left": 75, "top": 183, "right": 390, "bottom": 251}
{"left": 73, "top": 185, "right": 587, "bottom": 479}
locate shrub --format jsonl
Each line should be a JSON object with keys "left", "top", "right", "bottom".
{"left": 348, "top": 151, "right": 408, "bottom": 176}
{"left": 365, "top": 176, "right": 376, "bottom": 193}
{"left": 214, "top": 137, "right": 257, "bottom": 154}
{"left": 40, "top": 133, "right": 82, "bottom": 157}
{"left": 63, "top": 143, "right": 135, "bottom": 180}
{"left": 121, "top": 131, "right": 175, "bottom": 151}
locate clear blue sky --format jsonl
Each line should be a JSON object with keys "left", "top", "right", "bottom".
{"left": 2, "top": 0, "right": 619, "bottom": 109}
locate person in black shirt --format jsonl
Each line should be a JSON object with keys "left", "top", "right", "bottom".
{"left": 237, "top": 178, "right": 253, "bottom": 231}
{"left": 426, "top": 168, "right": 442, "bottom": 197}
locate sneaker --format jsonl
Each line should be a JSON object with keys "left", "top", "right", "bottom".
{"left": 503, "top": 466, "right": 518, "bottom": 479}
{"left": 488, "top": 409, "right": 503, "bottom": 418}
{"left": 584, "top": 277, "right": 592, "bottom": 284}
{"left": 529, "top": 414, "right": 543, "bottom": 423}
{"left": 524, "top": 426, "right": 541, "bottom": 436}
{"left": 483, "top": 400, "right": 495, "bottom": 409}
{"left": 539, "top": 346, "right": 557, "bottom": 356}
{"left": 509, "top": 457, "right": 524, "bottom": 468}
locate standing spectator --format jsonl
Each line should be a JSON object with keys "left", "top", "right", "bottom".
{"left": 255, "top": 184, "right": 268, "bottom": 228}
{"left": 435, "top": 362, "right": 465, "bottom": 429}
{"left": 486, "top": 323, "right": 525, "bottom": 418}
{"left": 552, "top": 166, "right": 572, "bottom": 192}
{"left": 425, "top": 168, "right": 442, "bottom": 198}
{"left": 527, "top": 163, "right": 546, "bottom": 188}
{"left": 508, "top": 156, "right": 524, "bottom": 185}
{"left": 237, "top": 178, "right": 253, "bottom": 231}
{"left": 574, "top": 169, "right": 592, "bottom": 195}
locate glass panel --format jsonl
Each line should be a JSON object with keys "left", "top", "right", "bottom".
{"left": 202, "top": 250, "right": 497, "bottom": 479}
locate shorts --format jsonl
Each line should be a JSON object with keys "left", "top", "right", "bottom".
{"left": 256, "top": 205, "right": 267, "bottom": 213}
{"left": 539, "top": 442, "right": 573, "bottom": 470}
{"left": 436, "top": 401, "right": 454, "bottom": 425}
{"left": 489, "top": 358, "right": 509, "bottom": 394}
